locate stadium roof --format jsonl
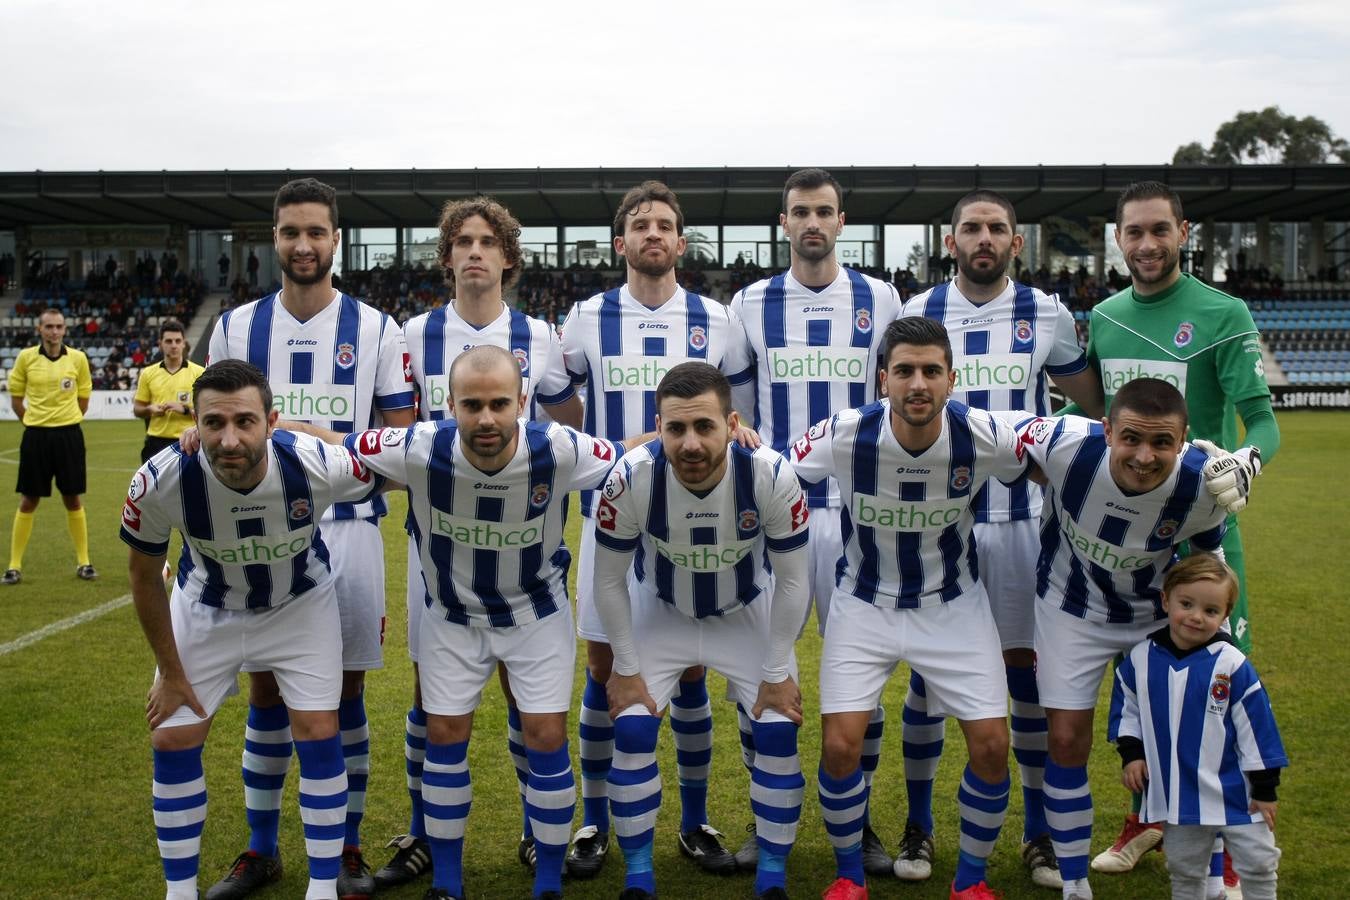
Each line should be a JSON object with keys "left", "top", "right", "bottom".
{"left": 1, "top": 165, "right": 1347, "bottom": 230}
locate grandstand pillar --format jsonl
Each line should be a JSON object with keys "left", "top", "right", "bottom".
{"left": 556, "top": 227, "right": 564, "bottom": 270}
{"left": 396, "top": 227, "right": 405, "bottom": 268}
{"left": 930, "top": 221, "right": 941, "bottom": 280}
{"left": 1201, "top": 220, "right": 1216, "bottom": 282}
{"left": 1256, "top": 216, "right": 1271, "bottom": 267}
{"left": 69, "top": 249, "right": 84, "bottom": 282}
{"left": 1038, "top": 224, "right": 1051, "bottom": 274}
{"left": 1309, "top": 217, "right": 1325, "bottom": 276}
{"left": 232, "top": 238, "right": 244, "bottom": 286}
{"left": 1283, "top": 223, "right": 1298, "bottom": 278}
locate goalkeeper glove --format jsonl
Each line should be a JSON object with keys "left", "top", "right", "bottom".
{"left": 1193, "top": 440, "right": 1261, "bottom": 514}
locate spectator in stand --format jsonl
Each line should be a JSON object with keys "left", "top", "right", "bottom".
{"left": 218, "top": 252, "right": 230, "bottom": 287}
{"left": 246, "top": 249, "right": 260, "bottom": 287}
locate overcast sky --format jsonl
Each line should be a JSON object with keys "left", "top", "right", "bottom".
{"left": 3, "top": 0, "right": 1348, "bottom": 172}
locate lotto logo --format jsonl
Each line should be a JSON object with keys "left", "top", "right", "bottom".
{"left": 348, "top": 451, "right": 372, "bottom": 483}
{"left": 122, "top": 499, "right": 141, "bottom": 531}
{"left": 402, "top": 352, "right": 413, "bottom": 382}
{"left": 358, "top": 430, "right": 385, "bottom": 454}
{"left": 596, "top": 497, "right": 619, "bottom": 531}
{"left": 592, "top": 440, "right": 614, "bottom": 462}
{"left": 790, "top": 494, "right": 809, "bottom": 529}
{"left": 792, "top": 433, "right": 813, "bottom": 460}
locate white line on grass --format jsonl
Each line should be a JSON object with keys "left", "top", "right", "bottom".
{"left": 0, "top": 593, "right": 132, "bottom": 656}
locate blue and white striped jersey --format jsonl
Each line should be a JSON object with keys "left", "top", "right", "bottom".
{"left": 1016, "top": 415, "right": 1228, "bottom": 625}
{"left": 561, "top": 285, "right": 753, "bottom": 515}
{"left": 1110, "top": 632, "right": 1287, "bottom": 826}
{"left": 208, "top": 291, "right": 414, "bottom": 522}
{"left": 731, "top": 268, "right": 901, "bottom": 509}
{"left": 903, "top": 279, "right": 1087, "bottom": 523}
{"left": 119, "top": 432, "right": 383, "bottom": 611}
{"left": 593, "top": 442, "right": 809, "bottom": 618}
{"left": 343, "top": 420, "right": 619, "bottom": 628}
{"left": 788, "top": 399, "right": 1026, "bottom": 608}
{"left": 402, "top": 301, "right": 573, "bottom": 422}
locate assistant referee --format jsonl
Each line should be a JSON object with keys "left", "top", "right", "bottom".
{"left": 5, "top": 308, "right": 96, "bottom": 585}
{"left": 133, "top": 318, "right": 203, "bottom": 462}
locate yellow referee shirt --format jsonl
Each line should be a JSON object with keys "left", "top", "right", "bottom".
{"left": 8, "top": 345, "right": 92, "bottom": 427}
{"left": 134, "top": 359, "right": 205, "bottom": 438}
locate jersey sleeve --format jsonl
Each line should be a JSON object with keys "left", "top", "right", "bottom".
{"left": 787, "top": 416, "right": 837, "bottom": 487}
{"left": 317, "top": 437, "right": 385, "bottom": 506}
{"left": 119, "top": 465, "right": 174, "bottom": 556}
{"left": 1228, "top": 658, "right": 1289, "bottom": 772}
{"left": 534, "top": 324, "right": 576, "bottom": 405}
{"left": 983, "top": 409, "right": 1032, "bottom": 485}
{"left": 1045, "top": 298, "right": 1089, "bottom": 375}
{"left": 761, "top": 454, "right": 810, "bottom": 552}
{"left": 560, "top": 304, "right": 589, "bottom": 386}
{"left": 1014, "top": 413, "right": 1077, "bottom": 470}
{"left": 1106, "top": 649, "right": 1143, "bottom": 744}
{"left": 1214, "top": 301, "right": 1271, "bottom": 406}
{"left": 6, "top": 351, "right": 26, "bottom": 397}
{"left": 342, "top": 425, "right": 417, "bottom": 484}
{"left": 373, "top": 316, "right": 415, "bottom": 411}
{"left": 592, "top": 460, "right": 642, "bottom": 553}
{"left": 206, "top": 313, "right": 230, "bottom": 365}
{"left": 75, "top": 351, "right": 93, "bottom": 398}
{"left": 134, "top": 366, "right": 154, "bottom": 403}
{"left": 719, "top": 304, "right": 755, "bottom": 386}
{"left": 562, "top": 426, "right": 620, "bottom": 491}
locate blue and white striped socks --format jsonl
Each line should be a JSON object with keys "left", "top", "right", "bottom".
{"left": 152, "top": 746, "right": 207, "bottom": 900}
{"left": 954, "top": 763, "right": 1010, "bottom": 891}
{"left": 750, "top": 720, "right": 803, "bottom": 894}
{"left": 242, "top": 703, "right": 291, "bottom": 857}
{"left": 609, "top": 713, "right": 662, "bottom": 894}
{"left": 423, "top": 739, "right": 471, "bottom": 896}
{"left": 526, "top": 744, "right": 575, "bottom": 896}
{"left": 669, "top": 674, "right": 713, "bottom": 833}
{"left": 578, "top": 670, "right": 613, "bottom": 833}
{"left": 295, "top": 735, "right": 348, "bottom": 899}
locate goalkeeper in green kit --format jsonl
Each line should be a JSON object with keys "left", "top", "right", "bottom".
{"left": 1083, "top": 181, "right": 1280, "bottom": 888}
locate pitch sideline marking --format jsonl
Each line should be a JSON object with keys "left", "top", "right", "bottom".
{"left": 0, "top": 593, "right": 133, "bottom": 657}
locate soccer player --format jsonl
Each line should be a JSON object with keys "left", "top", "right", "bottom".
{"left": 790, "top": 316, "right": 1031, "bottom": 900}
{"left": 5, "top": 307, "right": 96, "bottom": 585}
{"left": 377, "top": 196, "right": 582, "bottom": 890}
{"left": 122, "top": 359, "right": 384, "bottom": 900}
{"left": 896, "top": 190, "right": 1104, "bottom": 889}
{"left": 590, "top": 362, "right": 810, "bottom": 900}
{"left": 134, "top": 318, "right": 205, "bottom": 462}
{"left": 332, "top": 345, "right": 629, "bottom": 900}
{"left": 560, "top": 181, "right": 753, "bottom": 877}
{"left": 203, "top": 178, "right": 415, "bottom": 900}
{"left": 1084, "top": 181, "right": 1278, "bottom": 880}
{"left": 1110, "top": 554, "right": 1286, "bottom": 900}
{"left": 1012, "top": 377, "right": 1235, "bottom": 900}
{"left": 728, "top": 168, "right": 901, "bottom": 875}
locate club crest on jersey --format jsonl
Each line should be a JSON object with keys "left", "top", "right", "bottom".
{"left": 950, "top": 465, "right": 972, "bottom": 491}
{"left": 738, "top": 509, "right": 759, "bottom": 532}
{"left": 688, "top": 326, "right": 707, "bottom": 351}
{"left": 1174, "top": 322, "right": 1194, "bottom": 348}
{"left": 289, "top": 498, "right": 311, "bottom": 521}
{"left": 1155, "top": 519, "right": 1180, "bottom": 540}
{"left": 855, "top": 307, "right": 873, "bottom": 334}
{"left": 513, "top": 348, "right": 530, "bottom": 374}
{"left": 530, "top": 483, "right": 551, "bottom": 507}
{"left": 1209, "top": 672, "right": 1231, "bottom": 713}
{"left": 177, "top": 391, "right": 190, "bottom": 403}
{"left": 335, "top": 342, "right": 356, "bottom": 369}
{"left": 61, "top": 377, "right": 74, "bottom": 391}
{"left": 1014, "top": 319, "right": 1033, "bottom": 343}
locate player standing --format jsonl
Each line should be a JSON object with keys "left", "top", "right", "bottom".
{"left": 203, "top": 178, "right": 415, "bottom": 900}
{"left": 728, "top": 168, "right": 901, "bottom": 875}
{"left": 1084, "top": 182, "right": 1278, "bottom": 883}
{"left": 123, "top": 360, "right": 384, "bottom": 900}
{"left": 790, "top": 317, "right": 1030, "bottom": 900}
{"left": 897, "top": 190, "right": 1103, "bottom": 889}
{"left": 560, "top": 181, "right": 753, "bottom": 877}
{"left": 1012, "top": 377, "right": 1240, "bottom": 900}
{"left": 591, "top": 362, "right": 810, "bottom": 900}
{"left": 376, "top": 196, "right": 582, "bottom": 890}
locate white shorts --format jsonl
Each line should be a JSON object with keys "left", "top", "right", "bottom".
{"left": 575, "top": 523, "right": 609, "bottom": 642}
{"left": 807, "top": 506, "right": 844, "bottom": 636}
{"left": 156, "top": 583, "right": 343, "bottom": 729}
{"left": 631, "top": 590, "right": 796, "bottom": 724}
{"left": 418, "top": 606, "right": 577, "bottom": 717}
{"left": 324, "top": 518, "right": 387, "bottom": 670}
{"left": 974, "top": 518, "right": 1039, "bottom": 651}
{"left": 1033, "top": 598, "right": 1160, "bottom": 710}
{"left": 820, "top": 588, "right": 1008, "bottom": 721}
{"left": 406, "top": 533, "right": 427, "bottom": 663}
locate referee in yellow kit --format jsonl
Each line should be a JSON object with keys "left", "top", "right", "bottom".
{"left": 132, "top": 318, "right": 203, "bottom": 462}
{"left": 5, "top": 308, "right": 95, "bottom": 585}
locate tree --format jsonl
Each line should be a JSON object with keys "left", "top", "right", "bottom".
{"left": 1172, "top": 106, "right": 1349, "bottom": 165}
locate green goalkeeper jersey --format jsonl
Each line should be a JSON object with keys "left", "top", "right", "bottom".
{"left": 1087, "top": 273, "right": 1270, "bottom": 452}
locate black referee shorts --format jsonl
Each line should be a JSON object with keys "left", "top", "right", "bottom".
{"left": 141, "top": 435, "right": 180, "bottom": 463}
{"left": 15, "top": 424, "right": 87, "bottom": 497}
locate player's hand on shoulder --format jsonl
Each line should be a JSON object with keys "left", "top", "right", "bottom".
{"left": 1193, "top": 439, "right": 1260, "bottom": 514}
{"left": 732, "top": 425, "right": 762, "bottom": 449}
{"left": 606, "top": 672, "right": 657, "bottom": 719}
{"left": 177, "top": 426, "right": 200, "bottom": 454}
{"left": 752, "top": 676, "right": 803, "bottom": 725}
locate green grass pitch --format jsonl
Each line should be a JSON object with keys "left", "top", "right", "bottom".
{"left": 0, "top": 414, "right": 1346, "bottom": 899}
